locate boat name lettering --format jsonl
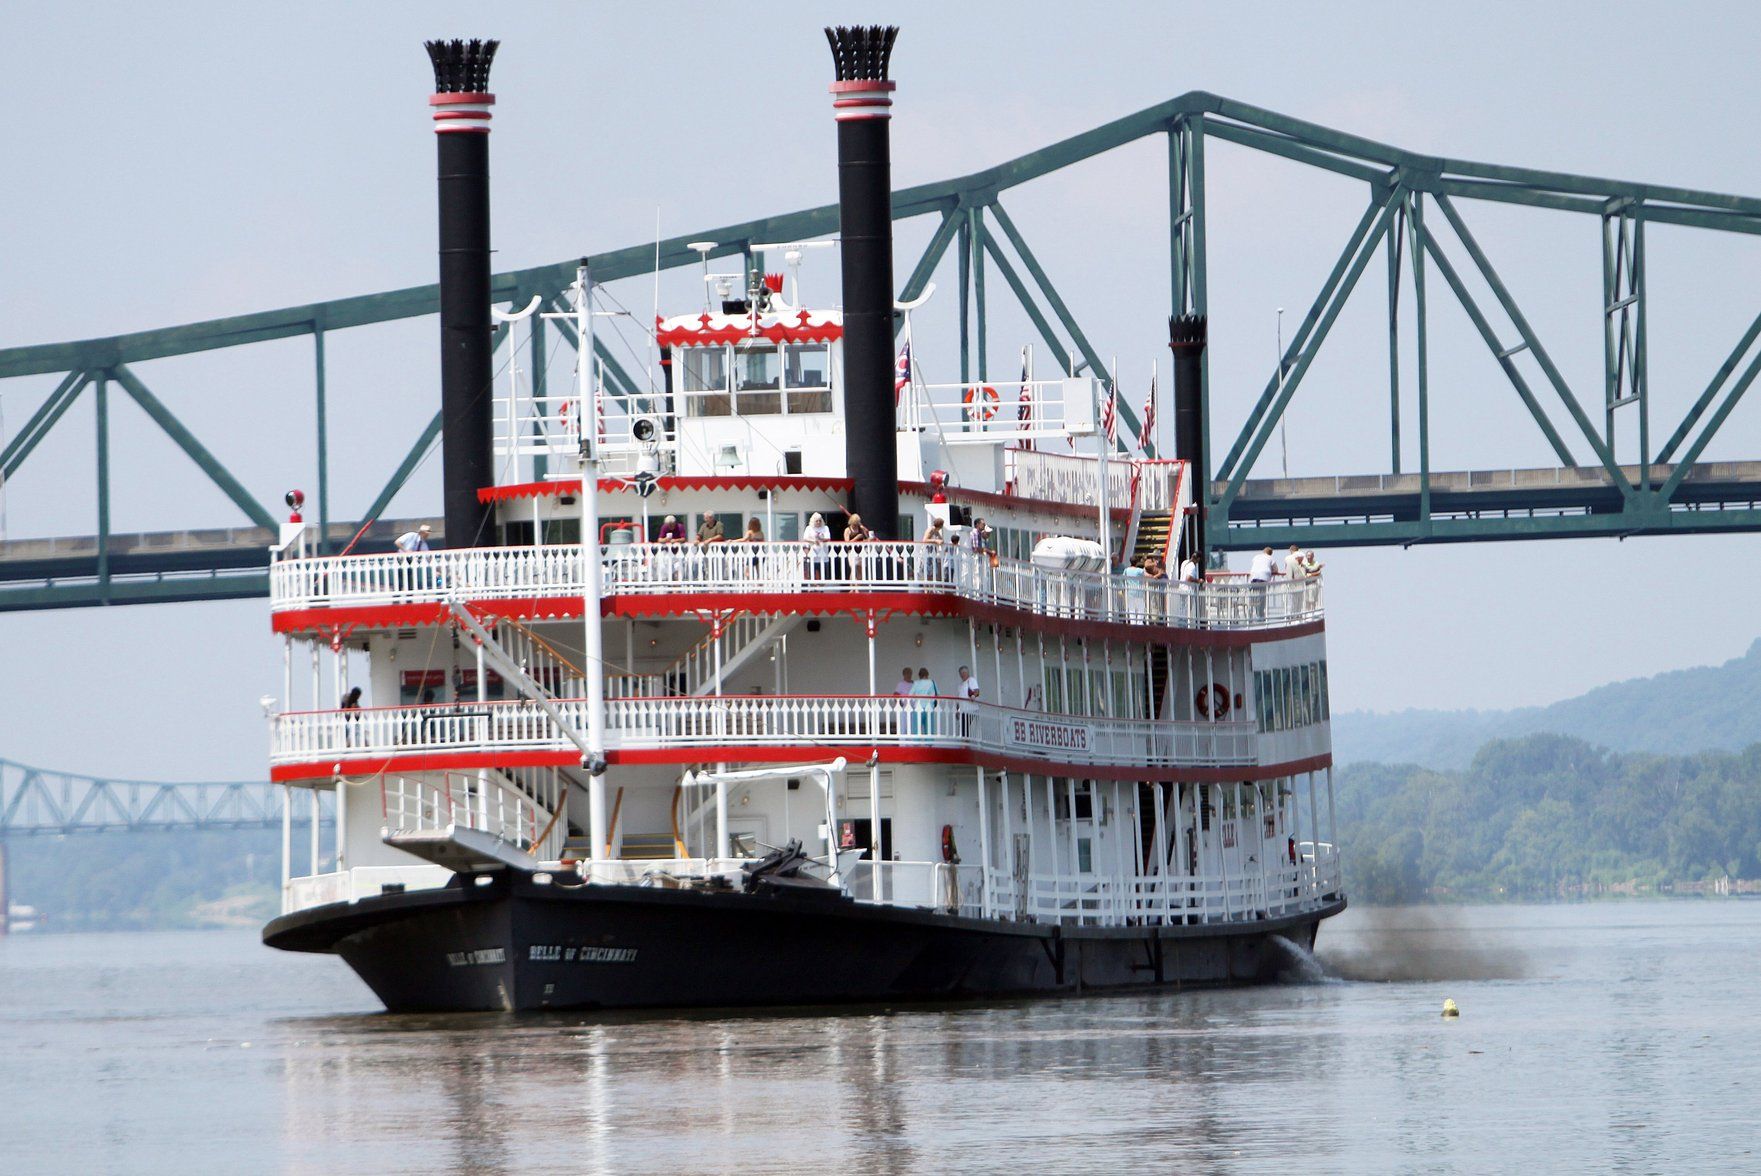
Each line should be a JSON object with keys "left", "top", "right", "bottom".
{"left": 445, "top": 947, "right": 506, "bottom": 967}
{"left": 528, "top": 944, "right": 638, "bottom": 964}
{"left": 1007, "top": 717, "right": 1091, "bottom": 752}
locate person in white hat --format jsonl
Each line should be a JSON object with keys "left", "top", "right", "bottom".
{"left": 396, "top": 523, "right": 433, "bottom": 552}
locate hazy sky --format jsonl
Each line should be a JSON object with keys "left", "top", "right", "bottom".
{"left": 6, "top": 1, "right": 1761, "bottom": 780}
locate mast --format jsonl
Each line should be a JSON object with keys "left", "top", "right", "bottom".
{"left": 825, "top": 24, "right": 902, "bottom": 539}
{"left": 425, "top": 38, "right": 500, "bottom": 549}
{"left": 574, "top": 266, "right": 610, "bottom": 864}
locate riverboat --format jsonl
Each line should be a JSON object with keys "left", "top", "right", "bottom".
{"left": 261, "top": 29, "right": 1344, "bottom": 1012}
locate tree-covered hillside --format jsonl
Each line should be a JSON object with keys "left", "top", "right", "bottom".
{"left": 1337, "top": 734, "right": 1761, "bottom": 903}
{"left": 6, "top": 828, "right": 281, "bottom": 931}
{"left": 1333, "top": 637, "right": 1761, "bottom": 769}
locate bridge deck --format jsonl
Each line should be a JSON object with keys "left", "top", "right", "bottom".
{"left": 1220, "top": 461, "right": 1761, "bottom": 548}
{"left": 6, "top": 459, "right": 1761, "bottom": 609}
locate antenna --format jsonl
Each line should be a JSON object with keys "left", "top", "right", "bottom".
{"left": 687, "top": 242, "right": 717, "bottom": 311}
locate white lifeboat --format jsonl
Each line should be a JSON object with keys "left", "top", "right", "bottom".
{"left": 1031, "top": 536, "right": 1107, "bottom": 574}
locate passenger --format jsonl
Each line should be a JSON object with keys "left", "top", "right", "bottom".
{"left": 922, "top": 517, "right": 948, "bottom": 582}
{"left": 1294, "top": 548, "right": 1324, "bottom": 612}
{"left": 1284, "top": 544, "right": 1305, "bottom": 576}
{"left": 341, "top": 686, "right": 363, "bottom": 746}
{"left": 656, "top": 514, "right": 687, "bottom": 543}
{"left": 737, "top": 518, "right": 765, "bottom": 580}
{"left": 694, "top": 511, "right": 724, "bottom": 546}
{"left": 957, "top": 665, "right": 981, "bottom": 737}
{"left": 1248, "top": 545, "right": 1279, "bottom": 620}
{"left": 395, "top": 523, "right": 432, "bottom": 552}
{"left": 803, "top": 511, "right": 831, "bottom": 580}
{"left": 843, "top": 513, "right": 871, "bottom": 582}
{"left": 910, "top": 666, "right": 940, "bottom": 736}
{"left": 892, "top": 666, "right": 915, "bottom": 734}
{"left": 1176, "top": 553, "right": 1201, "bottom": 623}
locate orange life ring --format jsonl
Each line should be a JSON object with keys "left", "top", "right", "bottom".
{"left": 1195, "top": 682, "right": 1230, "bottom": 719}
{"left": 962, "top": 384, "right": 1000, "bottom": 421}
{"left": 560, "top": 399, "right": 579, "bottom": 434}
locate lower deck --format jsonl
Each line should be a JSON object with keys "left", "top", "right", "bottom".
{"left": 278, "top": 756, "right": 1343, "bottom": 933}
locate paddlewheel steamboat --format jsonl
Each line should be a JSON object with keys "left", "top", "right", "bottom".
{"left": 261, "top": 28, "right": 1344, "bottom": 1012}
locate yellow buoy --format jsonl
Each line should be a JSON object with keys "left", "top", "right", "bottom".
{"left": 1442, "top": 999, "right": 1460, "bottom": 1018}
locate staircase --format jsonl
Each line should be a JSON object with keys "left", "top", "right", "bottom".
{"left": 1133, "top": 512, "right": 1175, "bottom": 568}
{"left": 671, "top": 613, "right": 802, "bottom": 696}
{"left": 1148, "top": 645, "right": 1171, "bottom": 719}
{"left": 498, "top": 618, "right": 585, "bottom": 698}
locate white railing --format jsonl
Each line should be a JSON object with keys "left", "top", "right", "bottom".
{"left": 271, "top": 695, "right": 1259, "bottom": 771}
{"left": 282, "top": 865, "right": 456, "bottom": 915}
{"left": 270, "top": 541, "right": 1322, "bottom": 631}
{"left": 901, "top": 379, "right": 1074, "bottom": 440}
{"left": 1005, "top": 447, "right": 1143, "bottom": 507}
{"left": 979, "top": 859, "right": 1336, "bottom": 927}
{"left": 379, "top": 768, "right": 567, "bottom": 860}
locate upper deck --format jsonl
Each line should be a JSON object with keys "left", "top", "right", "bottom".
{"left": 268, "top": 540, "right": 1323, "bottom": 636}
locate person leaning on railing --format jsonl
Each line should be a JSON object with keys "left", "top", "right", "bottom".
{"left": 803, "top": 512, "right": 832, "bottom": 580}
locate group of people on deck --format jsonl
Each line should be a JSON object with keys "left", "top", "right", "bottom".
{"left": 892, "top": 664, "right": 982, "bottom": 736}
{"left": 1247, "top": 544, "right": 1324, "bottom": 582}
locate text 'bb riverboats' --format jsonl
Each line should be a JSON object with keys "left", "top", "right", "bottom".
{"left": 260, "top": 28, "right": 1344, "bottom": 1012}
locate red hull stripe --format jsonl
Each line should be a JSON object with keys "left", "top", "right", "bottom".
{"left": 273, "top": 592, "right": 1322, "bottom": 647}
{"left": 270, "top": 748, "right": 1331, "bottom": 785}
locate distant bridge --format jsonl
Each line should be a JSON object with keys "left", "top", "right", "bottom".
{"left": 0, "top": 758, "right": 317, "bottom": 838}
{"left": 6, "top": 91, "right": 1761, "bottom": 610}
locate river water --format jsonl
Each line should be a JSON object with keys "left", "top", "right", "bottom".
{"left": 1, "top": 901, "right": 1755, "bottom": 1174}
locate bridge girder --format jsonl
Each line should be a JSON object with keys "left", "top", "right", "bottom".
{"left": 5, "top": 92, "right": 1761, "bottom": 610}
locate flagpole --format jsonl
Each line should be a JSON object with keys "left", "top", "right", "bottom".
{"left": 1096, "top": 362, "right": 1113, "bottom": 570}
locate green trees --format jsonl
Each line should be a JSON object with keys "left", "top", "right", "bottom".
{"left": 1337, "top": 734, "right": 1761, "bottom": 903}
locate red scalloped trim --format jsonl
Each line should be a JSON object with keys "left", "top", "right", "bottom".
{"left": 656, "top": 309, "right": 843, "bottom": 349}
{"left": 479, "top": 475, "right": 854, "bottom": 503}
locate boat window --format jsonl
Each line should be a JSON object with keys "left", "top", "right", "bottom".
{"left": 1319, "top": 659, "right": 1330, "bottom": 720}
{"left": 784, "top": 343, "right": 832, "bottom": 413}
{"left": 682, "top": 346, "right": 731, "bottom": 416}
{"left": 735, "top": 345, "right": 782, "bottom": 415}
{"left": 773, "top": 512, "right": 801, "bottom": 541}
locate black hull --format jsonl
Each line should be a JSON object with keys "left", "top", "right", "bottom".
{"left": 263, "top": 873, "right": 1346, "bottom": 1013}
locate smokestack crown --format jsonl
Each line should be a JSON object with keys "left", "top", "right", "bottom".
{"left": 825, "top": 25, "right": 898, "bottom": 81}
{"left": 425, "top": 38, "right": 499, "bottom": 93}
{"left": 1169, "top": 314, "right": 1208, "bottom": 351}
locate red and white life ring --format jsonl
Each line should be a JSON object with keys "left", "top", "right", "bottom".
{"left": 963, "top": 384, "right": 1000, "bottom": 421}
{"left": 1195, "top": 682, "right": 1230, "bottom": 719}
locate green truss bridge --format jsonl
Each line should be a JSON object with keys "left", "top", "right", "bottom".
{"left": 6, "top": 91, "right": 1761, "bottom": 612}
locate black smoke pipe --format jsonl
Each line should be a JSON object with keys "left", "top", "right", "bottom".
{"left": 826, "top": 25, "right": 900, "bottom": 539}
{"left": 1170, "top": 314, "right": 1208, "bottom": 567}
{"left": 425, "top": 38, "right": 499, "bottom": 548}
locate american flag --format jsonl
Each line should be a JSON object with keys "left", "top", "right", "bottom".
{"left": 1101, "top": 381, "right": 1118, "bottom": 447}
{"left": 1137, "top": 375, "right": 1157, "bottom": 456}
{"left": 893, "top": 331, "right": 912, "bottom": 405}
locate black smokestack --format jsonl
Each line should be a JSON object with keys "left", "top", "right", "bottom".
{"left": 826, "top": 25, "right": 900, "bottom": 539}
{"left": 1170, "top": 314, "right": 1208, "bottom": 567}
{"left": 425, "top": 38, "right": 499, "bottom": 548}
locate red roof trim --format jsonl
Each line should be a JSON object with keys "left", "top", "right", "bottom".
{"left": 271, "top": 747, "right": 1331, "bottom": 785}
{"left": 479, "top": 475, "right": 855, "bottom": 503}
{"left": 656, "top": 309, "right": 843, "bottom": 349}
{"left": 273, "top": 592, "right": 1323, "bottom": 646}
